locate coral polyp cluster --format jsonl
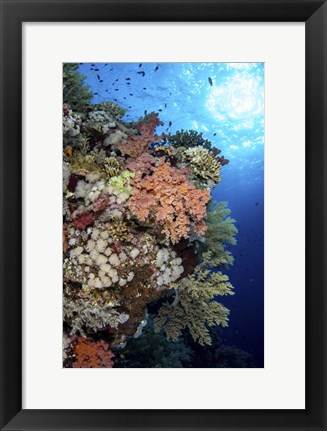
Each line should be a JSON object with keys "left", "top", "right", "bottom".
{"left": 63, "top": 66, "right": 238, "bottom": 367}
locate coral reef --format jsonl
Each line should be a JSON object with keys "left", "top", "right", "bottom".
{"left": 63, "top": 72, "right": 237, "bottom": 367}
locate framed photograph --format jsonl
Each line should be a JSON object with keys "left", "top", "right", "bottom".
{"left": 1, "top": 0, "right": 326, "bottom": 430}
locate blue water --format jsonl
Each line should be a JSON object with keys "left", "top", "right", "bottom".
{"left": 78, "top": 62, "right": 264, "bottom": 367}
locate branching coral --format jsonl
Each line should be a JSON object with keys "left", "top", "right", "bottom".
{"left": 181, "top": 146, "right": 222, "bottom": 187}
{"left": 154, "top": 255, "right": 234, "bottom": 346}
{"left": 63, "top": 294, "right": 129, "bottom": 335}
{"left": 128, "top": 159, "right": 211, "bottom": 243}
{"left": 73, "top": 337, "right": 115, "bottom": 368}
{"left": 104, "top": 157, "right": 121, "bottom": 178}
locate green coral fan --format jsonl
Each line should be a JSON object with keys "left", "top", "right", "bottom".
{"left": 198, "top": 201, "right": 238, "bottom": 268}
{"left": 63, "top": 63, "right": 93, "bottom": 112}
{"left": 154, "top": 254, "right": 234, "bottom": 346}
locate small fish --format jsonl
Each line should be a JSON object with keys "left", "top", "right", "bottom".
{"left": 105, "top": 89, "right": 108, "bottom": 92}
{"left": 155, "top": 66, "right": 159, "bottom": 71}
{"left": 100, "top": 80, "right": 103, "bottom": 83}
{"left": 208, "top": 77, "right": 213, "bottom": 86}
{"left": 158, "top": 109, "right": 162, "bottom": 112}
{"left": 129, "top": 93, "right": 133, "bottom": 96}
{"left": 115, "top": 89, "right": 119, "bottom": 91}
{"left": 127, "top": 82, "right": 131, "bottom": 85}
{"left": 105, "top": 63, "right": 108, "bottom": 66}
{"left": 125, "top": 78, "right": 131, "bottom": 80}
{"left": 137, "top": 71, "right": 145, "bottom": 77}
{"left": 144, "top": 110, "right": 147, "bottom": 115}
{"left": 169, "top": 121, "right": 172, "bottom": 127}
{"left": 97, "top": 74, "right": 100, "bottom": 80}
{"left": 139, "top": 63, "right": 142, "bottom": 67}
{"left": 115, "top": 79, "right": 119, "bottom": 81}
{"left": 94, "top": 92, "right": 98, "bottom": 95}
{"left": 255, "top": 202, "right": 259, "bottom": 206}
{"left": 123, "top": 97, "right": 126, "bottom": 100}
{"left": 164, "top": 103, "right": 167, "bottom": 108}
{"left": 91, "top": 63, "right": 95, "bottom": 66}
{"left": 128, "top": 106, "right": 131, "bottom": 108}
{"left": 143, "top": 87, "right": 147, "bottom": 90}
{"left": 213, "top": 133, "right": 217, "bottom": 136}
{"left": 110, "top": 68, "right": 113, "bottom": 71}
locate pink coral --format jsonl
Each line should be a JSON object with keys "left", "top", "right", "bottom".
{"left": 73, "top": 338, "right": 114, "bottom": 368}
{"left": 116, "top": 113, "right": 164, "bottom": 159}
{"left": 93, "top": 193, "right": 110, "bottom": 213}
{"left": 126, "top": 153, "right": 156, "bottom": 174}
{"left": 128, "top": 159, "right": 211, "bottom": 244}
{"left": 74, "top": 212, "right": 95, "bottom": 230}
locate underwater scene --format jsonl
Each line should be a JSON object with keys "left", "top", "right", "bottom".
{"left": 63, "top": 63, "right": 264, "bottom": 368}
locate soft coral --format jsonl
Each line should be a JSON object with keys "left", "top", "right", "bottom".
{"left": 129, "top": 159, "right": 211, "bottom": 243}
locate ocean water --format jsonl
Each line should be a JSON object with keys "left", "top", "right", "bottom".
{"left": 77, "top": 62, "right": 264, "bottom": 367}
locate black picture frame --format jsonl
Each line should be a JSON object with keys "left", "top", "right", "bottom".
{"left": 1, "top": 0, "right": 326, "bottom": 430}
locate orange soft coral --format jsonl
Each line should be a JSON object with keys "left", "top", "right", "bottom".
{"left": 116, "top": 113, "right": 164, "bottom": 159}
{"left": 128, "top": 159, "right": 211, "bottom": 244}
{"left": 73, "top": 337, "right": 114, "bottom": 368}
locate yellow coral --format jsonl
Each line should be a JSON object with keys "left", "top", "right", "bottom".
{"left": 104, "top": 157, "right": 120, "bottom": 178}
